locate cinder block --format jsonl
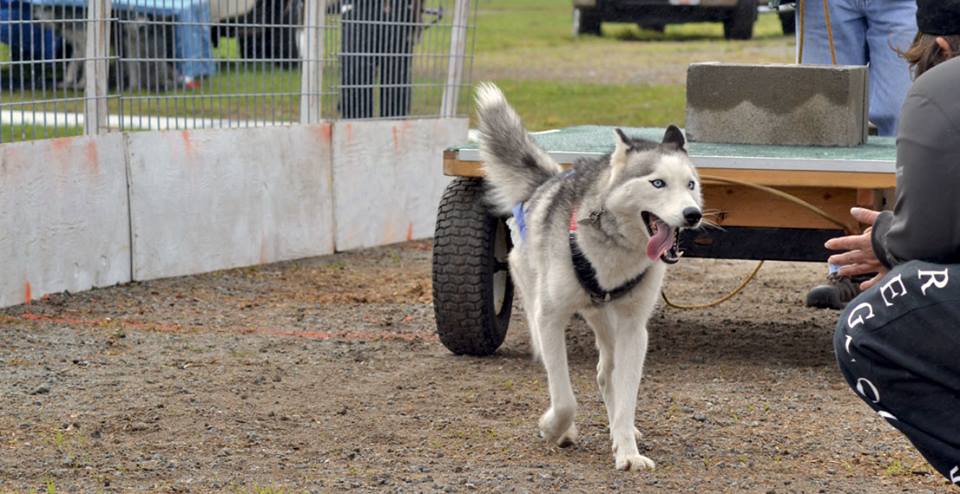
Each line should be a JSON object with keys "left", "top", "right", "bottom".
{"left": 685, "top": 63, "right": 869, "bottom": 147}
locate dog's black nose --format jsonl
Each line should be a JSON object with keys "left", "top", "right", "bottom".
{"left": 683, "top": 207, "right": 702, "bottom": 226}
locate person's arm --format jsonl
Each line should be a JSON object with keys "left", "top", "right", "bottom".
{"left": 871, "top": 89, "right": 960, "bottom": 267}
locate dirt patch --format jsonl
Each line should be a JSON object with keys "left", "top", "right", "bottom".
{"left": 0, "top": 241, "right": 951, "bottom": 493}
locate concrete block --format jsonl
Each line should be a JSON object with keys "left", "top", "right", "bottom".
{"left": 128, "top": 125, "right": 335, "bottom": 281}
{"left": 332, "top": 118, "right": 467, "bottom": 251}
{"left": 0, "top": 134, "right": 132, "bottom": 308}
{"left": 685, "top": 63, "right": 869, "bottom": 147}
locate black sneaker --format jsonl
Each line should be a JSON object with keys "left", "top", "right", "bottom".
{"left": 805, "top": 273, "right": 861, "bottom": 310}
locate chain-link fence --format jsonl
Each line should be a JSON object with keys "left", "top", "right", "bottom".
{"left": 0, "top": 0, "right": 475, "bottom": 143}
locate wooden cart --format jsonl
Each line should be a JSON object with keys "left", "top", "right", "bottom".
{"left": 432, "top": 125, "right": 897, "bottom": 355}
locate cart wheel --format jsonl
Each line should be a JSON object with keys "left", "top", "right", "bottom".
{"left": 573, "top": 7, "right": 602, "bottom": 36}
{"left": 723, "top": 0, "right": 757, "bottom": 40}
{"left": 432, "top": 178, "right": 514, "bottom": 356}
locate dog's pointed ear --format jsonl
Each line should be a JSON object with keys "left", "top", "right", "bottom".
{"left": 610, "top": 128, "right": 629, "bottom": 183}
{"left": 662, "top": 124, "right": 686, "bottom": 152}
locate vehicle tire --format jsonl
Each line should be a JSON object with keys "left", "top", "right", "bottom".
{"left": 432, "top": 178, "right": 514, "bottom": 356}
{"left": 237, "top": 0, "right": 301, "bottom": 67}
{"left": 573, "top": 7, "right": 602, "bottom": 36}
{"left": 779, "top": 9, "right": 796, "bottom": 35}
{"left": 723, "top": 0, "right": 757, "bottom": 40}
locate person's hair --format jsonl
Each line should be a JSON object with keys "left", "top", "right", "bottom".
{"left": 898, "top": 33, "right": 960, "bottom": 77}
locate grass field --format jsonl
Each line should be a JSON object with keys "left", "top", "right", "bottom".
{"left": 0, "top": 0, "right": 797, "bottom": 137}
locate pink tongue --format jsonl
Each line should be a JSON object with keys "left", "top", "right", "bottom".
{"left": 646, "top": 222, "right": 674, "bottom": 260}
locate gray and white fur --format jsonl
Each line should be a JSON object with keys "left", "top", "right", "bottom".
{"left": 475, "top": 82, "right": 703, "bottom": 472}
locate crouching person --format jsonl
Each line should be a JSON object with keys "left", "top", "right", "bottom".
{"left": 825, "top": 1, "right": 960, "bottom": 485}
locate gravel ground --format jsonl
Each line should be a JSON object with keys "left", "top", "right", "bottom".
{"left": 0, "top": 240, "right": 954, "bottom": 493}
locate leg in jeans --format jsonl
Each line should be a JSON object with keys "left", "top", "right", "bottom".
{"left": 863, "top": 0, "right": 917, "bottom": 136}
{"left": 834, "top": 260, "right": 960, "bottom": 484}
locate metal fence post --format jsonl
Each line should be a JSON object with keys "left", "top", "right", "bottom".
{"left": 84, "top": 0, "right": 111, "bottom": 135}
{"left": 441, "top": 0, "right": 470, "bottom": 118}
{"left": 299, "top": 0, "right": 326, "bottom": 124}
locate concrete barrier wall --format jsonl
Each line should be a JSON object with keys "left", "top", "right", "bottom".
{"left": 128, "top": 125, "right": 336, "bottom": 281}
{"left": 0, "top": 134, "right": 132, "bottom": 307}
{"left": 333, "top": 119, "right": 465, "bottom": 251}
{"left": 0, "top": 118, "right": 468, "bottom": 307}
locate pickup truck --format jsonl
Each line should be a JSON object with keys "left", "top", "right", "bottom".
{"left": 572, "top": 0, "right": 759, "bottom": 40}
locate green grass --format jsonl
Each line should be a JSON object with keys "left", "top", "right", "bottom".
{"left": 0, "top": 43, "right": 10, "bottom": 63}
{"left": 479, "top": 79, "right": 685, "bottom": 130}
{"left": 2, "top": 124, "right": 83, "bottom": 143}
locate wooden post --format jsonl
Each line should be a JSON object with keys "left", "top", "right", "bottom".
{"left": 84, "top": 0, "right": 111, "bottom": 135}
{"left": 440, "top": 0, "right": 470, "bottom": 118}
{"left": 299, "top": 0, "right": 326, "bottom": 124}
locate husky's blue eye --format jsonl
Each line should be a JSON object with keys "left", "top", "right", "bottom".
{"left": 687, "top": 180, "right": 696, "bottom": 190}
{"left": 650, "top": 179, "right": 666, "bottom": 189}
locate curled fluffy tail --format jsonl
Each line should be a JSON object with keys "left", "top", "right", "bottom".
{"left": 475, "top": 83, "right": 562, "bottom": 214}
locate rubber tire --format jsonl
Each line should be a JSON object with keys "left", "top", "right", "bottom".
{"left": 723, "top": 0, "right": 757, "bottom": 40}
{"left": 573, "top": 7, "right": 602, "bottom": 36}
{"left": 779, "top": 10, "right": 796, "bottom": 35}
{"left": 432, "top": 178, "right": 514, "bottom": 356}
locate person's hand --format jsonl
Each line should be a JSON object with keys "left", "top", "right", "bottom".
{"left": 824, "top": 207, "right": 887, "bottom": 290}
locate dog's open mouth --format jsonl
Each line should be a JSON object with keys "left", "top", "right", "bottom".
{"left": 641, "top": 212, "right": 682, "bottom": 264}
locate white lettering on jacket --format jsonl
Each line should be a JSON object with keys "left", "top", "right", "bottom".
{"left": 877, "top": 410, "right": 898, "bottom": 421}
{"left": 918, "top": 268, "right": 949, "bottom": 295}
{"left": 847, "top": 302, "right": 875, "bottom": 329}
{"left": 856, "top": 378, "right": 880, "bottom": 403}
{"left": 880, "top": 274, "right": 907, "bottom": 307}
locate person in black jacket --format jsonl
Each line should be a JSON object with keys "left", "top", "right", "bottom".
{"left": 339, "top": 0, "right": 423, "bottom": 119}
{"left": 828, "top": 1, "right": 960, "bottom": 485}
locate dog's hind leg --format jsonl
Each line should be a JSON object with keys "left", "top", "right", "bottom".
{"left": 608, "top": 315, "right": 655, "bottom": 471}
{"left": 532, "top": 305, "right": 578, "bottom": 447}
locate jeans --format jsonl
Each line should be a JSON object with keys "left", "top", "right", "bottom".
{"left": 797, "top": 0, "right": 917, "bottom": 136}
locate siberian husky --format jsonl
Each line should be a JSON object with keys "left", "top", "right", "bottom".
{"left": 475, "top": 83, "right": 703, "bottom": 471}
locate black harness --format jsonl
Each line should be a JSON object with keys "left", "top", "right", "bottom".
{"left": 569, "top": 233, "right": 647, "bottom": 305}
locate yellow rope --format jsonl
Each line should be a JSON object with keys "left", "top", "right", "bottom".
{"left": 822, "top": 0, "right": 837, "bottom": 65}
{"left": 699, "top": 175, "right": 857, "bottom": 234}
{"left": 796, "top": 0, "right": 837, "bottom": 65}
{"left": 798, "top": 0, "right": 806, "bottom": 62}
{"left": 661, "top": 260, "right": 765, "bottom": 310}
{"left": 660, "top": 174, "right": 858, "bottom": 310}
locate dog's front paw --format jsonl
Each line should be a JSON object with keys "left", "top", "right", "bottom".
{"left": 615, "top": 454, "right": 656, "bottom": 472}
{"left": 555, "top": 423, "right": 578, "bottom": 447}
{"left": 538, "top": 408, "right": 577, "bottom": 447}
